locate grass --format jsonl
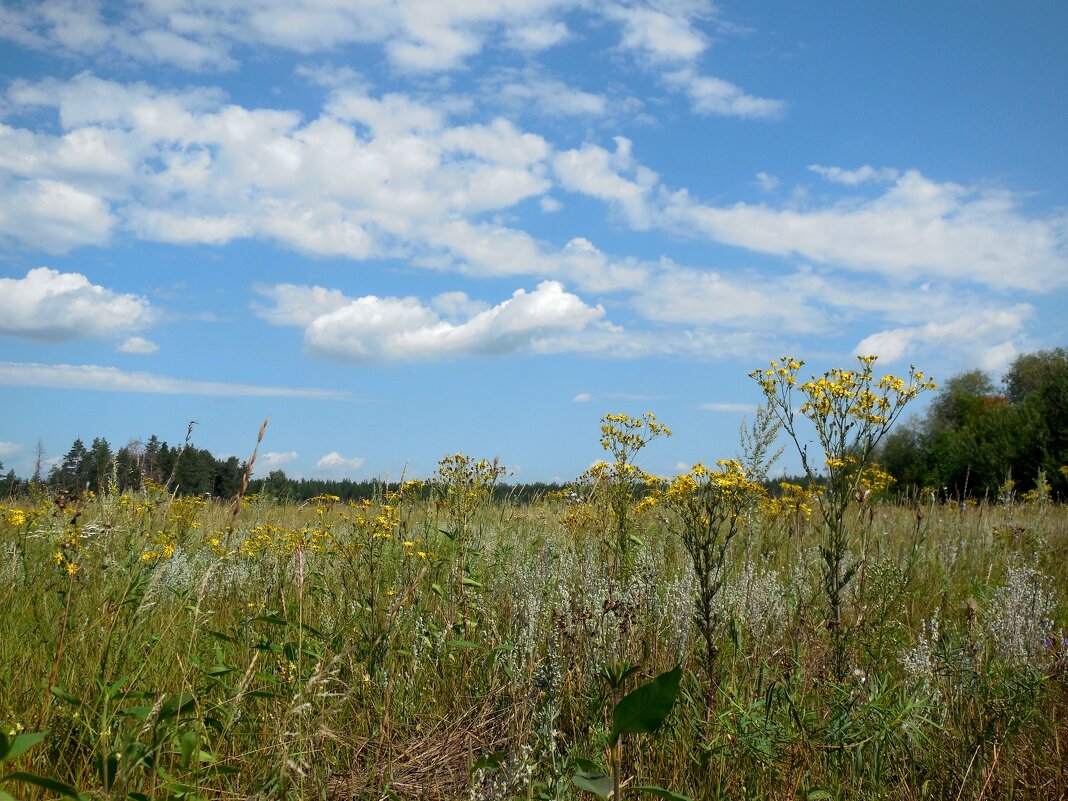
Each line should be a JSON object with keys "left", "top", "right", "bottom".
{"left": 1, "top": 477, "right": 1066, "bottom": 801}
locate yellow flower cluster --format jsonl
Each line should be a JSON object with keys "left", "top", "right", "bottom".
{"left": 761, "top": 482, "right": 815, "bottom": 519}
{"left": 140, "top": 528, "right": 178, "bottom": 561}
{"left": 236, "top": 524, "right": 332, "bottom": 557}
{"left": 599, "top": 412, "right": 671, "bottom": 462}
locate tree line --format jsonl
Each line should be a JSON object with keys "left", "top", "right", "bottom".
{"left": 0, "top": 432, "right": 565, "bottom": 504}
{"left": 2, "top": 347, "right": 1064, "bottom": 504}
{"left": 877, "top": 347, "right": 1068, "bottom": 500}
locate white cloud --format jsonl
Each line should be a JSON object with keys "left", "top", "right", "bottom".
{"left": 253, "top": 283, "right": 354, "bottom": 327}
{"left": 633, "top": 264, "right": 820, "bottom": 331}
{"left": 664, "top": 68, "right": 786, "bottom": 119}
{"left": 259, "top": 280, "right": 605, "bottom": 363}
{"left": 0, "top": 176, "right": 116, "bottom": 252}
{"left": 0, "top": 268, "right": 156, "bottom": 342}
{"left": 854, "top": 304, "right": 1033, "bottom": 365}
{"left": 0, "top": 361, "right": 347, "bottom": 398}
{"left": 491, "top": 72, "right": 608, "bottom": 117}
{"left": 254, "top": 451, "right": 299, "bottom": 477}
{"left": 699, "top": 402, "right": 754, "bottom": 412}
{"left": 809, "top": 164, "right": 900, "bottom": 185}
{"left": 118, "top": 336, "right": 159, "bottom": 354}
{"left": 315, "top": 451, "right": 366, "bottom": 476}
{"left": 1, "top": 0, "right": 578, "bottom": 73}
{"left": 430, "top": 291, "right": 490, "bottom": 320}
{"left": 0, "top": 442, "right": 22, "bottom": 459}
{"left": 540, "top": 196, "right": 563, "bottom": 212}
{"left": 755, "top": 171, "right": 779, "bottom": 192}
{"left": 660, "top": 170, "right": 1068, "bottom": 290}
{"left": 572, "top": 392, "right": 592, "bottom": 403}
{"left": 607, "top": 4, "right": 708, "bottom": 63}
{"left": 554, "top": 138, "right": 658, "bottom": 228}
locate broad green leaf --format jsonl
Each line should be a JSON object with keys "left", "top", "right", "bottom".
{"left": 9, "top": 771, "right": 82, "bottom": 800}
{"left": 179, "top": 731, "right": 197, "bottom": 767}
{"left": 0, "top": 788, "right": 18, "bottom": 801}
{"left": 634, "top": 785, "right": 693, "bottom": 801}
{"left": 461, "top": 577, "right": 483, "bottom": 589}
{"left": 805, "top": 791, "right": 833, "bottom": 800}
{"left": 572, "top": 771, "right": 613, "bottom": 800}
{"left": 2, "top": 731, "right": 46, "bottom": 762}
{"left": 610, "top": 665, "right": 682, "bottom": 745}
{"left": 573, "top": 758, "right": 601, "bottom": 773}
{"left": 158, "top": 692, "right": 196, "bottom": 719}
{"left": 96, "top": 751, "right": 119, "bottom": 791}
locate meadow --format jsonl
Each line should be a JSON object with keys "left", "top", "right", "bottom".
{"left": 2, "top": 359, "right": 1067, "bottom": 801}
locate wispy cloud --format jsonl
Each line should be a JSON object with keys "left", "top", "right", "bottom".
{"left": 0, "top": 362, "right": 348, "bottom": 399}
{"left": 699, "top": 402, "right": 755, "bottom": 413}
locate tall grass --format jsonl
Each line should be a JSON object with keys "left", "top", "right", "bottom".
{"left": 2, "top": 479, "right": 1066, "bottom": 801}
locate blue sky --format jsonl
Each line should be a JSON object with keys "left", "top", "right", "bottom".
{"left": 0, "top": 1, "right": 1066, "bottom": 483}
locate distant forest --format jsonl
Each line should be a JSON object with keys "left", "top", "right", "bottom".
{"left": 3, "top": 348, "right": 1066, "bottom": 503}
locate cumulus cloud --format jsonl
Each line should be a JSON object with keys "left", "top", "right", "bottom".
{"left": 0, "top": 442, "right": 22, "bottom": 459}
{"left": 315, "top": 451, "right": 366, "bottom": 476}
{"left": 554, "top": 138, "right": 658, "bottom": 228}
{"left": 0, "top": 361, "right": 346, "bottom": 398}
{"left": 291, "top": 280, "right": 605, "bottom": 363}
{"left": 854, "top": 304, "right": 1033, "bottom": 366}
{"left": 118, "top": 336, "right": 159, "bottom": 354}
{"left": 0, "top": 176, "right": 116, "bottom": 252}
{"left": 0, "top": 267, "right": 156, "bottom": 342}
{"left": 606, "top": 3, "right": 708, "bottom": 63}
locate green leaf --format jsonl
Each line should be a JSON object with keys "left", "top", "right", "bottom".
{"left": 610, "top": 665, "right": 682, "bottom": 745}
{"left": 470, "top": 749, "right": 506, "bottom": 773}
{"left": 253, "top": 613, "right": 288, "bottom": 627}
{"left": 460, "top": 577, "right": 483, "bottom": 589}
{"left": 805, "top": 791, "right": 833, "bottom": 800}
{"left": 446, "top": 639, "right": 481, "bottom": 650}
{"left": 573, "top": 758, "right": 601, "bottom": 773}
{"left": 96, "top": 750, "right": 119, "bottom": 791}
{"left": 179, "top": 731, "right": 197, "bottom": 767}
{"left": 50, "top": 688, "right": 83, "bottom": 707}
{"left": 158, "top": 692, "right": 196, "bottom": 719}
{"left": 634, "top": 786, "right": 693, "bottom": 801}
{"left": 8, "top": 771, "right": 82, "bottom": 799}
{"left": 2, "top": 731, "right": 46, "bottom": 762}
{"left": 572, "top": 771, "right": 614, "bottom": 800}
{"left": 119, "top": 706, "right": 154, "bottom": 720}
{"left": 107, "top": 673, "right": 134, "bottom": 699}
{"left": 0, "top": 788, "right": 18, "bottom": 801}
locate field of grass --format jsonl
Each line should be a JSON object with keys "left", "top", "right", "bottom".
{"left": 2, "top": 465, "right": 1066, "bottom": 801}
